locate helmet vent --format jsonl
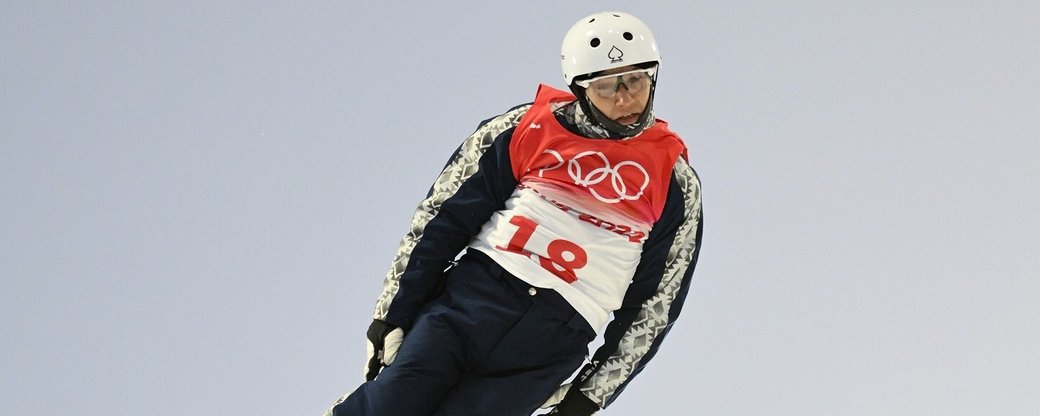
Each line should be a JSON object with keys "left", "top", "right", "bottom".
{"left": 623, "top": 32, "right": 633, "bottom": 41}
{"left": 590, "top": 38, "right": 601, "bottom": 48}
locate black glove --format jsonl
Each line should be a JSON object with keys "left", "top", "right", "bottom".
{"left": 546, "top": 385, "right": 600, "bottom": 416}
{"left": 364, "top": 319, "right": 404, "bottom": 381}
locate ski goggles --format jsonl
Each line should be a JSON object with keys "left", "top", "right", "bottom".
{"left": 575, "top": 66, "right": 657, "bottom": 99}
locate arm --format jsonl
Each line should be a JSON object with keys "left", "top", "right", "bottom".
{"left": 371, "top": 104, "right": 531, "bottom": 330}
{"left": 566, "top": 158, "right": 704, "bottom": 410}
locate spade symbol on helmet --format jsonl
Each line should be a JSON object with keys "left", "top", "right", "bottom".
{"left": 608, "top": 46, "right": 624, "bottom": 63}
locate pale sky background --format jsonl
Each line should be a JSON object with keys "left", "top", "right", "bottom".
{"left": 2, "top": 2, "right": 1039, "bottom": 415}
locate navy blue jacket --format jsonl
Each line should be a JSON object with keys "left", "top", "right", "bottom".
{"left": 370, "top": 100, "right": 703, "bottom": 409}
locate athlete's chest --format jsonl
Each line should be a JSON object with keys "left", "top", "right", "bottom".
{"left": 511, "top": 133, "right": 677, "bottom": 224}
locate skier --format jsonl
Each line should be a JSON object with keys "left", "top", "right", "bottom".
{"left": 325, "top": 11, "right": 702, "bottom": 416}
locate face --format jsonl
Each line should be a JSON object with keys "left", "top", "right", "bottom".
{"left": 582, "top": 65, "right": 654, "bottom": 125}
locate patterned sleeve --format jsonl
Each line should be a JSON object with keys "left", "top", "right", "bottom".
{"left": 577, "top": 158, "right": 703, "bottom": 409}
{"left": 371, "top": 104, "right": 531, "bottom": 329}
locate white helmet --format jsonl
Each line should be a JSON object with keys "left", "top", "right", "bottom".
{"left": 561, "top": 11, "right": 661, "bottom": 85}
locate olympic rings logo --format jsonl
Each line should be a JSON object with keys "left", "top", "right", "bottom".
{"left": 538, "top": 150, "right": 650, "bottom": 204}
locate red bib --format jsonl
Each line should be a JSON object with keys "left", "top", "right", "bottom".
{"left": 468, "top": 84, "right": 687, "bottom": 331}
{"left": 509, "top": 84, "right": 686, "bottom": 226}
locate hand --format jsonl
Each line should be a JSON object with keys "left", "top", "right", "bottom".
{"left": 364, "top": 319, "right": 405, "bottom": 381}
{"left": 541, "top": 384, "right": 599, "bottom": 416}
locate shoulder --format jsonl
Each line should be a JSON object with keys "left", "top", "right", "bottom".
{"left": 454, "top": 102, "right": 535, "bottom": 154}
{"left": 671, "top": 157, "right": 702, "bottom": 213}
{"left": 472, "top": 102, "right": 534, "bottom": 134}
